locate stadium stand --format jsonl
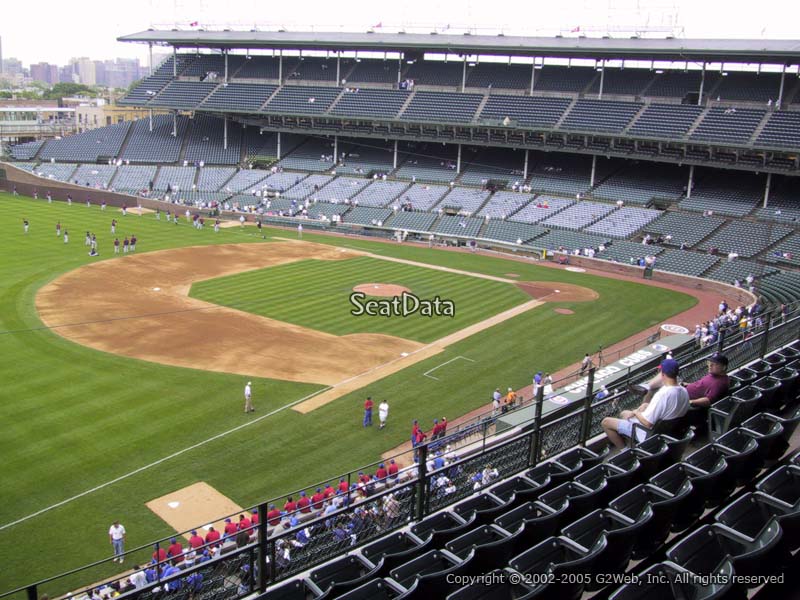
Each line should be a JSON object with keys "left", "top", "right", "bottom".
{"left": 384, "top": 210, "right": 438, "bottom": 232}
{"left": 351, "top": 180, "right": 409, "bottom": 207}
{"left": 560, "top": 99, "right": 643, "bottom": 133}
{"left": 234, "top": 55, "right": 283, "bottom": 79}
{"left": 644, "top": 210, "right": 727, "bottom": 248}
{"left": 311, "top": 177, "right": 371, "bottom": 203}
{"left": 534, "top": 229, "right": 609, "bottom": 252}
{"left": 585, "top": 206, "right": 663, "bottom": 238}
{"left": 196, "top": 167, "right": 236, "bottom": 191}
{"left": 70, "top": 164, "right": 118, "bottom": 189}
{"left": 257, "top": 172, "right": 309, "bottom": 194}
{"left": 680, "top": 173, "right": 763, "bottom": 217}
{"left": 341, "top": 206, "right": 394, "bottom": 226}
{"left": 278, "top": 137, "right": 338, "bottom": 172}
{"left": 393, "top": 183, "right": 450, "bottom": 211}
{"left": 480, "top": 220, "right": 547, "bottom": 244}
{"left": 9, "top": 139, "right": 45, "bottom": 160}
{"left": 643, "top": 69, "right": 711, "bottom": 98}
{"left": 478, "top": 95, "right": 571, "bottom": 128}
{"left": 626, "top": 103, "right": 704, "bottom": 140}
{"left": 510, "top": 195, "right": 575, "bottom": 224}
{"left": 401, "top": 91, "right": 484, "bottom": 123}
{"left": 282, "top": 174, "right": 334, "bottom": 199}
{"left": 183, "top": 115, "right": 242, "bottom": 165}
{"left": 150, "top": 81, "right": 218, "bottom": 109}
{"left": 690, "top": 107, "right": 767, "bottom": 144}
{"left": 591, "top": 162, "right": 686, "bottom": 205}
{"left": 39, "top": 121, "right": 132, "bottom": 162}
{"left": 403, "top": 60, "right": 463, "bottom": 87}
{"left": 465, "top": 63, "right": 531, "bottom": 90}
{"left": 9, "top": 162, "right": 37, "bottom": 172}
{"left": 307, "top": 202, "right": 351, "bottom": 219}
{"left": 757, "top": 111, "right": 800, "bottom": 149}
{"left": 346, "top": 59, "right": 398, "bottom": 84}
{"left": 715, "top": 71, "right": 782, "bottom": 102}
{"left": 595, "top": 240, "right": 664, "bottom": 264}
{"left": 111, "top": 165, "right": 157, "bottom": 193}
{"left": 457, "top": 147, "right": 528, "bottom": 187}
{"left": 542, "top": 200, "right": 617, "bottom": 230}
{"left": 171, "top": 191, "right": 230, "bottom": 205}
{"left": 121, "top": 115, "right": 189, "bottom": 163}
{"left": 153, "top": 166, "right": 196, "bottom": 192}
{"left": 478, "top": 191, "right": 533, "bottom": 219}
{"left": 288, "top": 57, "right": 344, "bottom": 82}
{"left": 699, "top": 220, "right": 793, "bottom": 258}
{"left": 335, "top": 141, "right": 397, "bottom": 176}
{"left": 435, "top": 187, "right": 490, "bottom": 215}
{"left": 201, "top": 83, "right": 277, "bottom": 111}
{"left": 652, "top": 248, "right": 720, "bottom": 276}
{"left": 32, "top": 163, "right": 78, "bottom": 181}
{"left": 330, "top": 88, "right": 410, "bottom": 119}
{"left": 587, "top": 67, "right": 656, "bottom": 96}
{"left": 221, "top": 169, "right": 271, "bottom": 193}
{"left": 394, "top": 147, "right": 460, "bottom": 184}
{"left": 118, "top": 55, "right": 195, "bottom": 105}
{"left": 432, "top": 215, "right": 483, "bottom": 237}
{"left": 528, "top": 154, "right": 592, "bottom": 196}
{"left": 264, "top": 85, "right": 341, "bottom": 114}
{"left": 532, "top": 65, "right": 596, "bottom": 93}
{"left": 707, "top": 259, "right": 779, "bottom": 284}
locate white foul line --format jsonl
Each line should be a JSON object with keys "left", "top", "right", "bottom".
{"left": 423, "top": 356, "right": 476, "bottom": 380}
{"left": 0, "top": 385, "right": 332, "bottom": 532}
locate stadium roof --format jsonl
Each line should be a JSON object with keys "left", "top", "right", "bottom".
{"left": 118, "top": 30, "right": 800, "bottom": 63}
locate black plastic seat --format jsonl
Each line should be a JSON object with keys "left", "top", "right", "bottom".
{"left": 607, "top": 448, "right": 643, "bottom": 482}
{"left": 777, "top": 345, "right": 800, "bottom": 362}
{"left": 494, "top": 500, "right": 563, "bottom": 552}
{"left": 729, "top": 367, "right": 759, "bottom": 388}
{"left": 334, "top": 577, "right": 410, "bottom": 600}
{"left": 575, "top": 463, "right": 633, "bottom": 503}
{"left": 561, "top": 507, "right": 652, "bottom": 587}
{"left": 445, "top": 568, "right": 538, "bottom": 599}
{"left": 715, "top": 492, "right": 798, "bottom": 551}
{"left": 683, "top": 444, "right": 734, "bottom": 507}
{"left": 453, "top": 493, "right": 511, "bottom": 526}
{"left": 259, "top": 578, "right": 326, "bottom": 600}
{"left": 740, "top": 413, "right": 785, "bottom": 461}
{"left": 661, "top": 428, "right": 696, "bottom": 465}
{"left": 708, "top": 386, "right": 762, "bottom": 440}
{"left": 540, "top": 481, "right": 602, "bottom": 524}
{"left": 770, "top": 366, "right": 799, "bottom": 410}
{"left": 666, "top": 522, "right": 783, "bottom": 582}
{"left": 551, "top": 447, "right": 596, "bottom": 479}
{"left": 488, "top": 475, "right": 548, "bottom": 506}
{"left": 446, "top": 524, "right": 519, "bottom": 574}
{"left": 608, "top": 559, "right": 736, "bottom": 600}
{"left": 524, "top": 461, "right": 569, "bottom": 490}
{"left": 361, "top": 531, "right": 431, "bottom": 578}
{"left": 763, "top": 406, "right": 800, "bottom": 457}
{"left": 755, "top": 465, "right": 800, "bottom": 522}
{"left": 714, "top": 428, "right": 763, "bottom": 487}
{"left": 509, "top": 536, "right": 607, "bottom": 600}
{"left": 763, "top": 353, "right": 787, "bottom": 373}
{"left": 389, "top": 549, "right": 469, "bottom": 599}
{"left": 610, "top": 480, "right": 692, "bottom": 559}
{"left": 752, "top": 376, "right": 782, "bottom": 412}
{"left": 651, "top": 463, "right": 711, "bottom": 531}
{"left": 411, "top": 511, "right": 476, "bottom": 547}
{"left": 631, "top": 436, "right": 671, "bottom": 480}
{"left": 309, "top": 554, "right": 381, "bottom": 596}
{"left": 747, "top": 359, "right": 774, "bottom": 379}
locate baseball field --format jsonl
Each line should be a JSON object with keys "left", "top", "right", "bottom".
{"left": 0, "top": 191, "right": 697, "bottom": 595}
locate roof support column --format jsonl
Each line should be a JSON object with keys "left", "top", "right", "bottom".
{"left": 334, "top": 135, "right": 338, "bottom": 164}
{"left": 457, "top": 143, "right": 462, "bottom": 173}
{"left": 393, "top": 140, "right": 398, "bottom": 169}
{"left": 530, "top": 58, "right": 536, "bottom": 96}
{"left": 461, "top": 55, "right": 467, "bottom": 92}
{"left": 149, "top": 109, "right": 153, "bottom": 132}
{"left": 336, "top": 52, "right": 341, "bottom": 84}
{"left": 698, "top": 62, "right": 706, "bottom": 105}
{"left": 224, "top": 50, "right": 228, "bottom": 82}
{"left": 523, "top": 149, "right": 529, "bottom": 180}
{"left": 172, "top": 111, "right": 177, "bottom": 137}
{"left": 173, "top": 47, "right": 177, "bottom": 77}
{"left": 590, "top": 155, "right": 597, "bottom": 187}
{"left": 149, "top": 43, "right": 153, "bottom": 76}
{"left": 278, "top": 50, "right": 283, "bottom": 83}
{"left": 598, "top": 60, "right": 605, "bottom": 99}
{"left": 277, "top": 131, "right": 282, "bottom": 160}
{"left": 687, "top": 164, "right": 694, "bottom": 198}
{"left": 764, "top": 172, "right": 772, "bottom": 208}
{"left": 398, "top": 54, "right": 403, "bottom": 85}
{"left": 777, "top": 64, "right": 786, "bottom": 107}
{"left": 223, "top": 117, "right": 228, "bottom": 150}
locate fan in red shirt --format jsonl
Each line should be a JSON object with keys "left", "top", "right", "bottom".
{"left": 167, "top": 538, "right": 184, "bottom": 563}
{"left": 223, "top": 518, "right": 238, "bottom": 537}
{"left": 267, "top": 504, "right": 281, "bottom": 526}
{"left": 250, "top": 509, "right": 259, "bottom": 526}
{"left": 388, "top": 459, "right": 399, "bottom": 478}
{"left": 338, "top": 478, "right": 349, "bottom": 493}
{"left": 431, "top": 419, "right": 442, "bottom": 439}
{"left": 311, "top": 488, "right": 325, "bottom": 509}
{"left": 238, "top": 514, "right": 252, "bottom": 531}
{"left": 205, "top": 527, "right": 221, "bottom": 545}
{"left": 363, "top": 397, "right": 374, "bottom": 427}
{"left": 284, "top": 497, "right": 297, "bottom": 513}
{"left": 297, "top": 491, "right": 312, "bottom": 513}
{"left": 323, "top": 483, "right": 336, "bottom": 499}
{"left": 188, "top": 530, "right": 204, "bottom": 550}
{"left": 375, "top": 463, "right": 388, "bottom": 480}
{"left": 440, "top": 417, "right": 448, "bottom": 438}
{"left": 152, "top": 545, "right": 167, "bottom": 563}
{"left": 358, "top": 471, "right": 371, "bottom": 484}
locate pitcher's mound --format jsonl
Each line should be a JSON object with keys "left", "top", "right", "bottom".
{"left": 353, "top": 283, "right": 411, "bottom": 297}
{"left": 146, "top": 482, "right": 243, "bottom": 538}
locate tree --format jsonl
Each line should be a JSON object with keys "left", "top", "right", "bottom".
{"left": 45, "top": 82, "right": 95, "bottom": 100}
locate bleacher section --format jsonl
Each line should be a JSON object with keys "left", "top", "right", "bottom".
{"left": 307, "top": 202, "right": 350, "bottom": 219}
{"left": 258, "top": 172, "right": 309, "bottom": 194}
{"left": 699, "top": 220, "right": 793, "bottom": 258}
{"left": 39, "top": 121, "right": 132, "bottom": 162}
{"left": 432, "top": 215, "right": 483, "bottom": 237}
{"left": 111, "top": 165, "right": 157, "bottom": 193}
{"left": 346, "top": 59, "right": 398, "bottom": 84}
{"left": 335, "top": 142, "right": 396, "bottom": 176}
{"left": 561, "top": 99, "right": 643, "bottom": 133}
{"left": 528, "top": 154, "right": 592, "bottom": 196}
{"left": 180, "top": 53, "right": 227, "bottom": 78}
{"left": 153, "top": 166, "right": 196, "bottom": 192}
{"left": 679, "top": 170, "right": 764, "bottom": 217}
{"left": 757, "top": 111, "right": 800, "bottom": 149}
{"left": 478, "top": 191, "right": 533, "bottom": 219}
{"left": 384, "top": 211, "right": 438, "bottom": 232}
{"left": 394, "top": 145, "right": 459, "bottom": 183}
{"left": 9, "top": 139, "right": 45, "bottom": 160}
{"left": 394, "top": 183, "right": 449, "bottom": 210}
{"left": 31, "top": 163, "right": 77, "bottom": 181}
{"left": 351, "top": 180, "right": 408, "bottom": 207}
{"left": 264, "top": 86, "right": 341, "bottom": 114}
{"left": 458, "top": 147, "right": 527, "bottom": 187}
{"left": 592, "top": 162, "right": 686, "bottom": 205}
{"left": 150, "top": 81, "right": 217, "bottom": 109}
{"left": 330, "top": 88, "right": 410, "bottom": 119}
{"left": 542, "top": 200, "right": 616, "bottom": 230}
{"left": 404, "top": 61, "right": 463, "bottom": 87}
{"left": 587, "top": 68, "right": 655, "bottom": 96}
{"left": 278, "top": 138, "right": 337, "bottom": 172}
{"left": 282, "top": 174, "right": 334, "bottom": 199}
{"left": 183, "top": 115, "right": 242, "bottom": 165}
{"left": 767, "top": 233, "right": 800, "bottom": 268}
{"left": 289, "top": 57, "right": 342, "bottom": 82}
{"left": 465, "top": 63, "right": 531, "bottom": 90}
{"left": 201, "top": 83, "right": 277, "bottom": 111}
{"left": 585, "top": 206, "right": 662, "bottom": 238}
{"left": 481, "top": 220, "right": 547, "bottom": 244}
{"left": 510, "top": 195, "right": 574, "bottom": 224}
{"left": 534, "top": 230, "right": 608, "bottom": 252}
{"left": 435, "top": 187, "right": 490, "bottom": 215}
{"left": 311, "top": 177, "right": 370, "bottom": 202}
{"left": 70, "top": 164, "right": 118, "bottom": 189}
{"left": 759, "top": 270, "right": 800, "bottom": 304}
{"left": 653, "top": 248, "right": 720, "bottom": 276}
{"left": 121, "top": 115, "right": 188, "bottom": 163}
{"left": 627, "top": 104, "right": 704, "bottom": 139}
{"left": 118, "top": 55, "right": 194, "bottom": 105}
{"left": 341, "top": 206, "right": 394, "bottom": 226}
{"left": 221, "top": 169, "right": 270, "bottom": 193}
{"left": 644, "top": 210, "right": 727, "bottom": 248}
{"left": 196, "top": 167, "right": 236, "bottom": 192}
{"left": 9, "top": 162, "right": 36, "bottom": 172}
{"left": 235, "top": 55, "right": 281, "bottom": 79}
{"left": 644, "top": 69, "right": 709, "bottom": 98}
{"left": 596, "top": 240, "right": 664, "bottom": 263}
{"left": 533, "top": 66, "right": 595, "bottom": 93}
{"left": 401, "top": 92, "right": 484, "bottom": 123}
{"left": 690, "top": 107, "right": 767, "bottom": 144}
{"left": 707, "top": 259, "right": 779, "bottom": 284}
{"left": 715, "top": 71, "right": 782, "bottom": 102}
{"left": 478, "top": 95, "right": 570, "bottom": 128}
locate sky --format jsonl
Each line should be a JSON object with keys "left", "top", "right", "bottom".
{"left": 2, "top": 0, "right": 799, "bottom": 66}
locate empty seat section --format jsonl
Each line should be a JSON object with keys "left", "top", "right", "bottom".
{"left": 560, "top": 99, "right": 642, "bottom": 133}
{"left": 40, "top": 121, "right": 132, "bottom": 162}
{"left": 477, "top": 192, "right": 533, "bottom": 219}
{"left": 265, "top": 86, "right": 341, "bottom": 114}
{"left": 121, "top": 115, "right": 188, "bottom": 163}
{"left": 184, "top": 115, "right": 242, "bottom": 165}
{"left": 585, "top": 207, "right": 662, "bottom": 238}
{"left": 690, "top": 107, "right": 766, "bottom": 144}
{"left": 352, "top": 181, "right": 408, "bottom": 207}
{"left": 479, "top": 95, "right": 570, "bottom": 128}
{"left": 435, "top": 187, "right": 490, "bottom": 215}
{"left": 627, "top": 103, "right": 703, "bottom": 139}
{"left": 149, "top": 81, "right": 217, "bottom": 109}
{"left": 402, "top": 92, "right": 483, "bottom": 123}
{"left": 331, "top": 89, "right": 410, "bottom": 119}
{"left": 201, "top": 83, "right": 277, "bottom": 111}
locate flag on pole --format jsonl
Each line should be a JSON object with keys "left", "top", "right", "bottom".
{"left": 190, "top": 21, "right": 199, "bottom": 27}
{"left": 571, "top": 25, "right": 580, "bottom": 33}
{"left": 373, "top": 22, "right": 383, "bottom": 28}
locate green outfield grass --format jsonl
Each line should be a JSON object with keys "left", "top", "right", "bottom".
{"left": 0, "top": 192, "right": 695, "bottom": 595}
{"left": 190, "top": 256, "right": 531, "bottom": 342}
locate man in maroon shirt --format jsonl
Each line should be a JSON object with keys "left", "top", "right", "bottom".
{"left": 223, "top": 518, "right": 238, "bottom": 537}
{"left": 238, "top": 514, "right": 252, "bottom": 531}
{"left": 284, "top": 497, "right": 297, "bottom": 514}
{"left": 205, "top": 527, "right": 221, "bottom": 545}
{"left": 686, "top": 353, "right": 730, "bottom": 408}
{"left": 267, "top": 504, "right": 281, "bottom": 526}
{"left": 297, "top": 491, "right": 312, "bottom": 513}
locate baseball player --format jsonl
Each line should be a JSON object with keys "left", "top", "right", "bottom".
{"left": 244, "top": 381, "right": 254, "bottom": 413}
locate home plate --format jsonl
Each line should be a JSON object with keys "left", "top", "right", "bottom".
{"left": 168, "top": 501, "right": 180, "bottom": 509}
{"left": 152, "top": 287, "right": 161, "bottom": 292}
